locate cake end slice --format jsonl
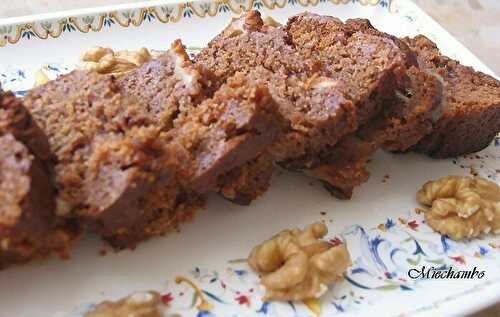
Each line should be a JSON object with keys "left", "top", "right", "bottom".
{"left": 0, "top": 91, "right": 78, "bottom": 269}
{"left": 403, "top": 35, "right": 500, "bottom": 158}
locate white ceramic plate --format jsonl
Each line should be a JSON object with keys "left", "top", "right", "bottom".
{"left": 0, "top": 1, "right": 499, "bottom": 316}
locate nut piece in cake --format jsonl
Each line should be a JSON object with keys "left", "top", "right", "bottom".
{"left": 417, "top": 176, "right": 500, "bottom": 240}
{"left": 248, "top": 222, "right": 351, "bottom": 301}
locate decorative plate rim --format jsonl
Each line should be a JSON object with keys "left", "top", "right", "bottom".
{"left": 1, "top": 0, "right": 496, "bottom": 80}
{"left": 0, "top": 0, "right": 394, "bottom": 48}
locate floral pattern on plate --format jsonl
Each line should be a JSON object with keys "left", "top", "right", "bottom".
{"left": 0, "top": 0, "right": 393, "bottom": 48}
{"left": 67, "top": 209, "right": 499, "bottom": 316}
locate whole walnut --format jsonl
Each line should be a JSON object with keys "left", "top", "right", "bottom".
{"left": 417, "top": 176, "right": 500, "bottom": 240}
{"left": 248, "top": 222, "right": 351, "bottom": 301}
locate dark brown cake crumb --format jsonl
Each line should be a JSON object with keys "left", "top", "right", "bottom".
{"left": 20, "top": 40, "right": 283, "bottom": 249}
{"left": 195, "top": 11, "right": 446, "bottom": 201}
{"left": 122, "top": 41, "right": 284, "bottom": 207}
{"left": 168, "top": 71, "right": 284, "bottom": 193}
{"left": 0, "top": 91, "right": 78, "bottom": 269}
{"left": 286, "top": 13, "right": 442, "bottom": 197}
{"left": 219, "top": 153, "right": 275, "bottom": 205}
{"left": 195, "top": 11, "right": 414, "bottom": 201}
{"left": 308, "top": 135, "right": 376, "bottom": 199}
{"left": 23, "top": 71, "right": 185, "bottom": 249}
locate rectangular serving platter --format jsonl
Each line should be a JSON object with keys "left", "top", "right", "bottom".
{"left": 0, "top": 1, "right": 499, "bottom": 316}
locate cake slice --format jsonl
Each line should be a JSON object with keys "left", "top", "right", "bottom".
{"left": 0, "top": 91, "right": 78, "bottom": 269}
{"left": 196, "top": 11, "right": 433, "bottom": 201}
{"left": 117, "top": 40, "right": 206, "bottom": 131}
{"left": 403, "top": 35, "right": 500, "bottom": 157}
{"left": 309, "top": 65, "right": 443, "bottom": 198}
{"left": 196, "top": 12, "right": 368, "bottom": 167}
{"left": 285, "top": 14, "right": 442, "bottom": 198}
{"left": 107, "top": 73, "right": 282, "bottom": 246}
{"left": 195, "top": 11, "right": 386, "bottom": 203}
{"left": 167, "top": 71, "right": 283, "bottom": 193}
{"left": 284, "top": 13, "right": 411, "bottom": 129}
{"left": 22, "top": 71, "right": 189, "bottom": 249}
{"left": 121, "top": 40, "right": 285, "bottom": 202}
{"left": 22, "top": 41, "right": 283, "bottom": 249}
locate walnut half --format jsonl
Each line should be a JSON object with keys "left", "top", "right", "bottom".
{"left": 79, "top": 46, "right": 156, "bottom": 76}
{"left": 416, "top": 176, "right": 500, "bottom": 240}
{"left": 248, "top": 222, "right": 351, "bottom": 301}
